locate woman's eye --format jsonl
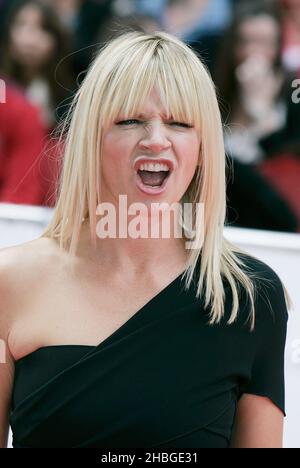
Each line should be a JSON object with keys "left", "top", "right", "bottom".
{"left": 170, "top": 122, "right": 193, "bottom": 128}
{"left": 116, "top": 119, "right": 140, "bottom": 125}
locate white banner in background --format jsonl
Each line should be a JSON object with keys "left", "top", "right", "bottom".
{"left": 0, "top": 204, "right": 299, "bottom": 448}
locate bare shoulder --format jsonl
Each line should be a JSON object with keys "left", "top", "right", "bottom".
{"left": 0, "top": 236, "right": 60, "bottom": 283}
{"left": 0, "top": 237, "right": 61, "bottom": 332}
{"left": 0, "top": 240, "right": 58, "bottom": 447}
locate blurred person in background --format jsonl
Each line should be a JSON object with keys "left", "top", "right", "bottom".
{"left": 0, "top": 81, "right": 53, "bottom": 205}
{"left": 214, "top": 0, "right": 300, "bottom": 233}
{"left": 0, "top": 0, "right": 75, "bottom": 131}
{"left": 214, "top": 0, "right": 292, "bottom": 164}
{"left": 279, "top": 0, "right": 300, "bottom": 73}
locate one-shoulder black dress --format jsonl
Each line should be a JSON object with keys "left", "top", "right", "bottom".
{"left": 10, "top": 253, "right": 288, "bottom": 448}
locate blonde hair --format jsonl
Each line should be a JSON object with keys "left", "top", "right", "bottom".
{"left": 41, "top": 30, "right": 292, "bottom": 330}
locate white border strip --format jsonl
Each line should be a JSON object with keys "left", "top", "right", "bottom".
{"left": 0, "top": 203, "right": 53, "bottom": 224}
{"left": 224, "top": 226, "right": 300, "bottom": 251}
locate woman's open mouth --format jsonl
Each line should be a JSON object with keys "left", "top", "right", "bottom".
{"left": 134, "top": 161, "right": 173, "bottom": 195}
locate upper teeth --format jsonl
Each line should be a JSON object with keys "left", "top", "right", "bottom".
{"left": 139, "top": 163, "right": 170, "bottom": 172}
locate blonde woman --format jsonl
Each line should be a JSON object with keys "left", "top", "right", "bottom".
{"left": 0, "top": 31, "right": 291, "bottom": 448}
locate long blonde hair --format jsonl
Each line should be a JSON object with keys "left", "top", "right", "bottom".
{"left": 41, "top": 30, "right": 292, "bottom": 330}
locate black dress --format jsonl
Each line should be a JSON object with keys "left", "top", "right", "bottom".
{"left": 10, "top": 253, "right": 288, "bottom": 448}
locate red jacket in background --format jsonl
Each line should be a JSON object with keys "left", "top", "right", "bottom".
{"left": 0, "top": 82, "right": 58, "bottom": 206}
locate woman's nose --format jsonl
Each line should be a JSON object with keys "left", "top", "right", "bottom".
{"left": 138, "top": 121, "right": 172, "bottom": 153}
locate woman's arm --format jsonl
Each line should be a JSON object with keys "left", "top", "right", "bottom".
{"left": 0, "top": 344, "right": 14, "bottom": 448}
{"left": 0, "top": 255, "right": 15, "bottom": 448}
{"left": 230, "top": 394, "right": 284, "bottom": 449}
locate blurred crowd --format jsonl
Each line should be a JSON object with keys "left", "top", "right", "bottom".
{"left": 0, "top": 0, "right": 299, "bottom": 232}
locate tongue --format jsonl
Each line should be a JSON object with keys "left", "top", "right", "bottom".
{"left": 138, "top": 170, "right": 168, "bottom": 187}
